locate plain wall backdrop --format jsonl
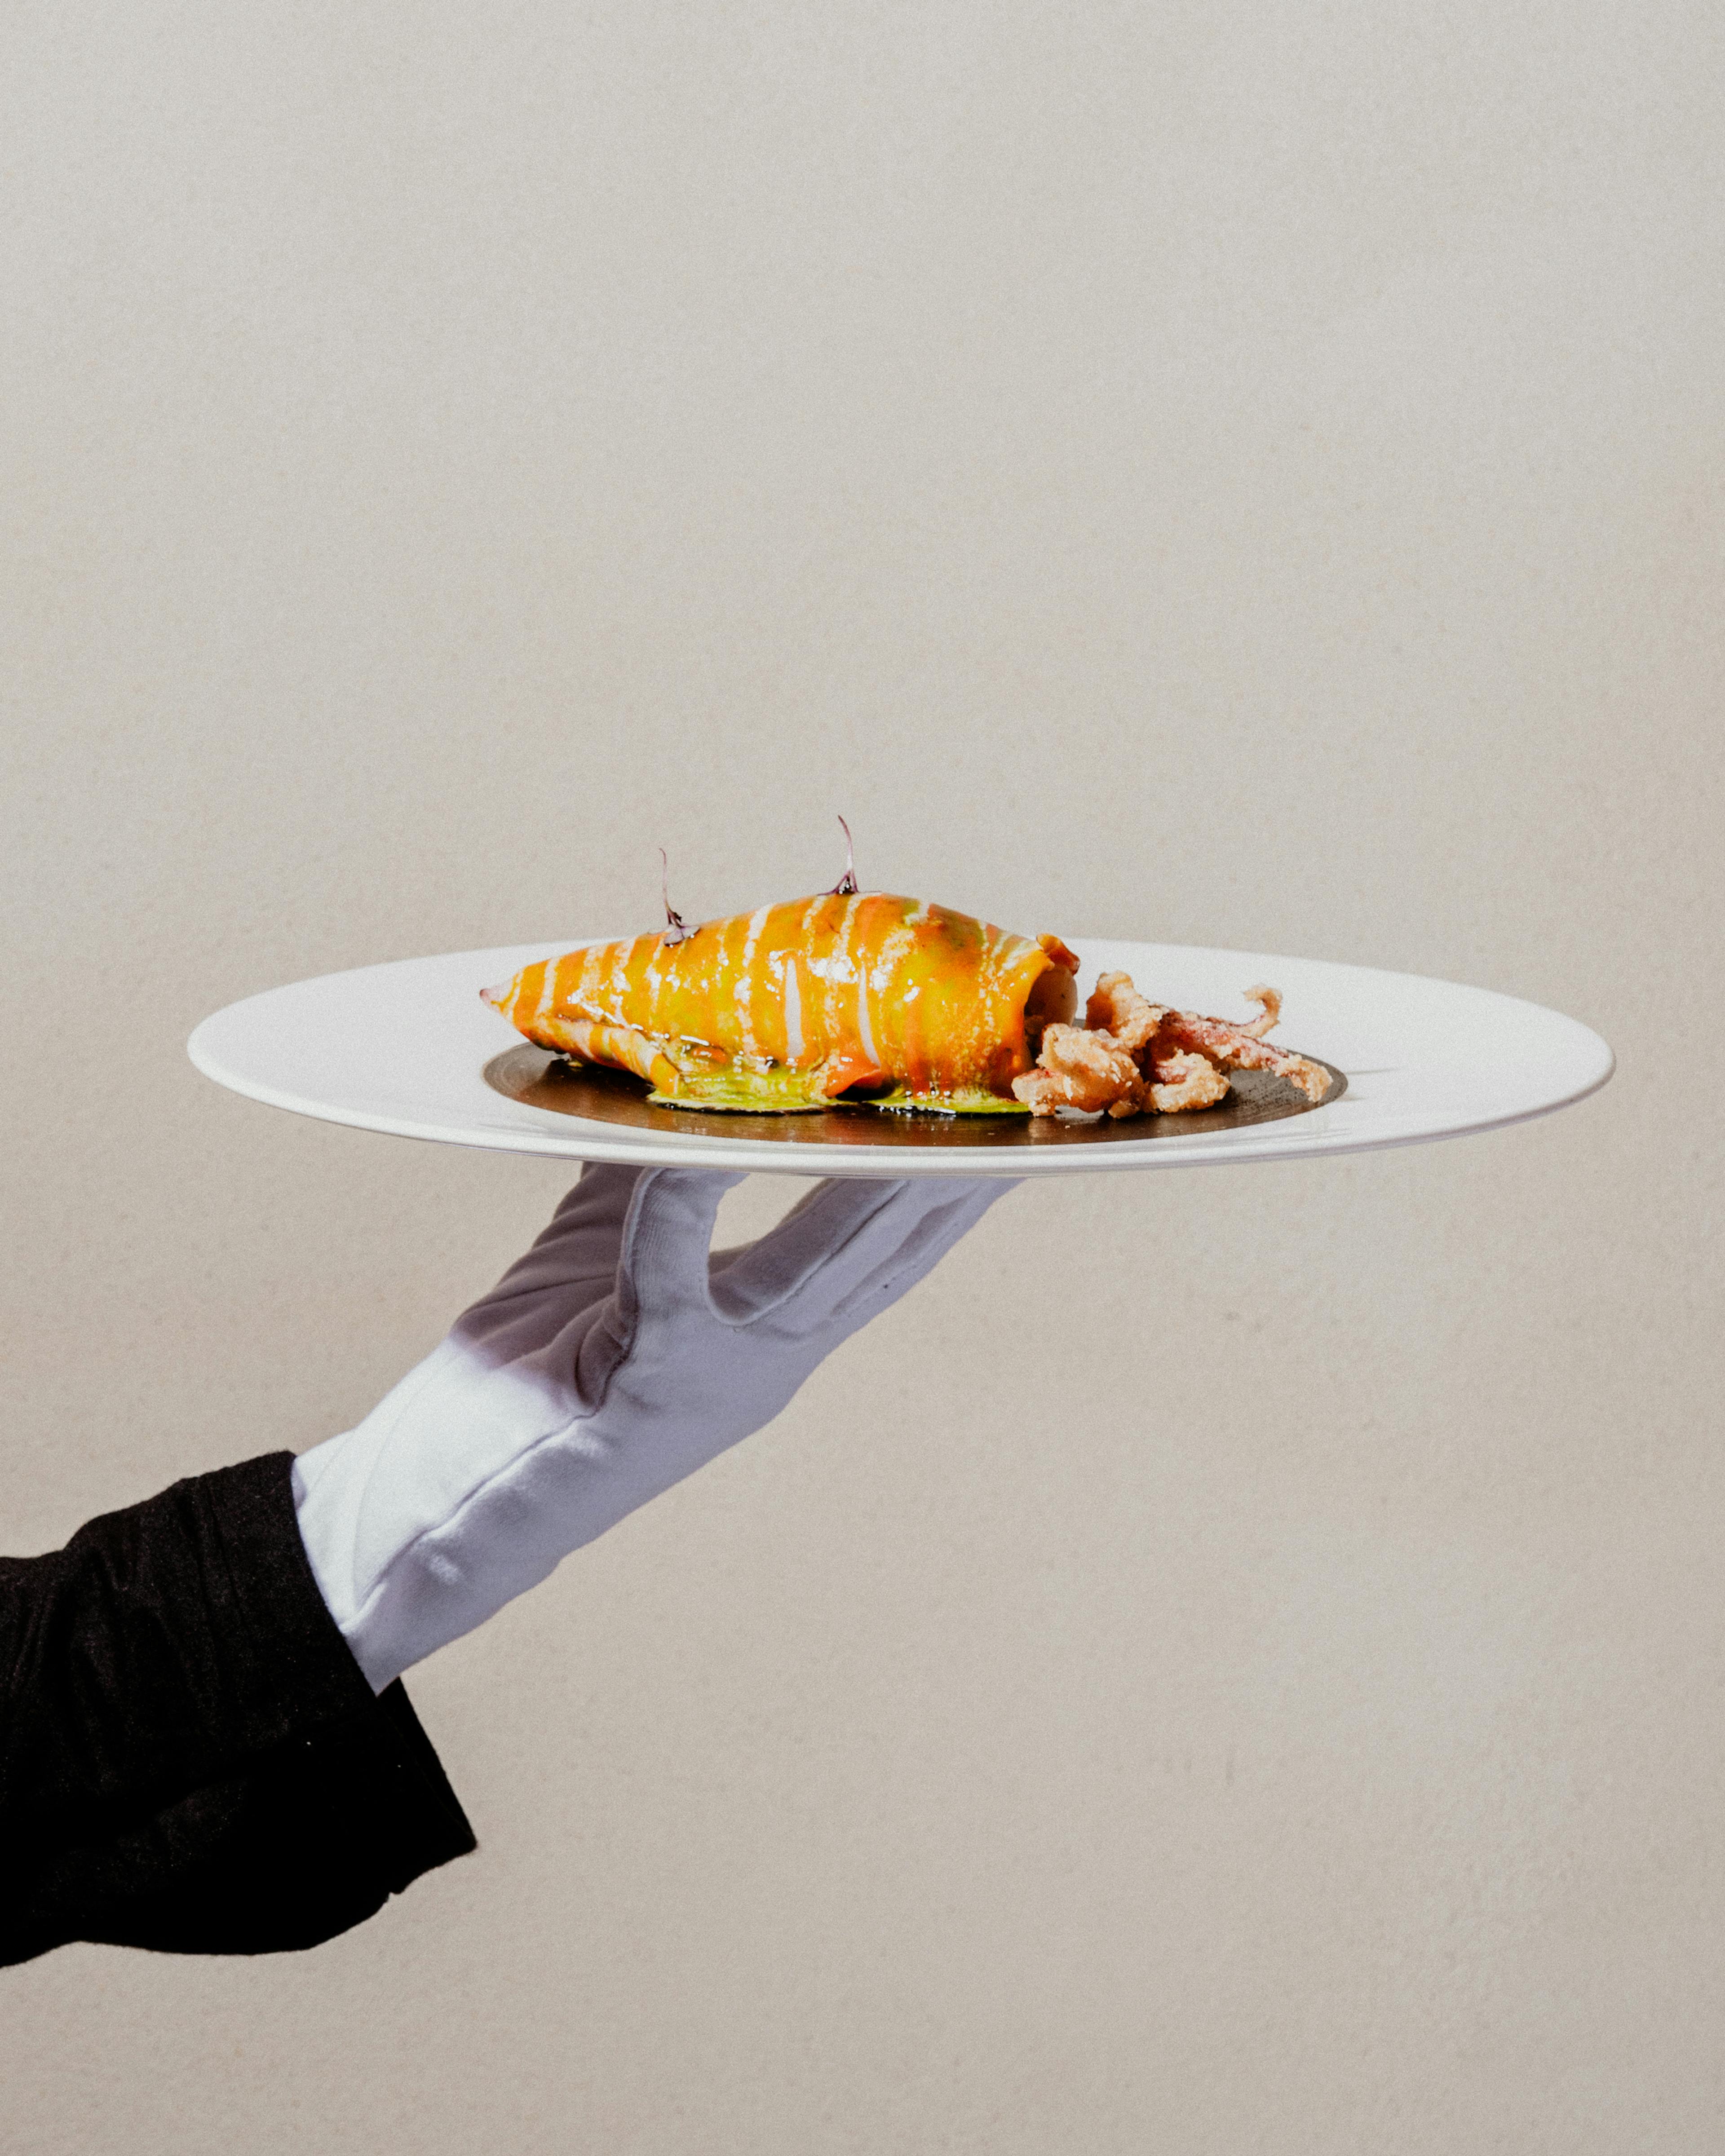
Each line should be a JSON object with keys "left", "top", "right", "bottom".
{"left": 2, "top": 5, "right": 1721, "bottom": 2151}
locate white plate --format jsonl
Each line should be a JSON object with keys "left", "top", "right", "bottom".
{"left": 187, "top": 940, "right": 1613, "bottom": 1179}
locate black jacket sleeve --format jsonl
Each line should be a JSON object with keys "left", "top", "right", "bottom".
{"left": 0, "top": 1451, "right": 475, "bottom": 1966}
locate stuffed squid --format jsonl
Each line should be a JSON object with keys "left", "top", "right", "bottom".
{"left": 482, "top": 891, "right": 1081, "bottom": 1114}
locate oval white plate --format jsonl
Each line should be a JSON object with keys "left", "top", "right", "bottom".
{"left": 187, "top": 940, "right": 1613, "bottom": 1179}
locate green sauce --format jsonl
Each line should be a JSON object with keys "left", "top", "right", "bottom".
{"left": 646, "top": 1070, "right": 1030, "bottom": 1117}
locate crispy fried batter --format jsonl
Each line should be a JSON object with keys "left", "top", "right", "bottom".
{"left": 1157, "top": 1009, "right": 1329, "bottom": 1101}
{"left": 1016, "top": 967, "right": 1327, "bottom": 1118}
{"left": 1084, "top": 970, "right": 1167, "bottom": 1056}
{"left": 1012, "top": 1023, "right": 1143, "bottom": 1117}
{"left": 1146, "top": 1049, "right": 1231, "bottom": 1113}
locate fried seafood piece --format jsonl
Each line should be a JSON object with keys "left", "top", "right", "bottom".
{"left": 1084, "top": 971, "right": 1166, "bottom": 1055}
{"left": 1156, "top": 1004, "right": 1328, "bottom": 1101}
{"left": 1011, "top": 1023, "right": 1145, "bottom": 1117}
{"left": 1075, "top": 969, "right": 1232, "bottom": 1113}
{"left": 1146, "top": 1049, "right": 1230, "bottom": 1113}
{"left": 1016, "top": 969, "right": 1327, "bottom": 1118}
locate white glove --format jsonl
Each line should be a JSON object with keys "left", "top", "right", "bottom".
{"left": 292, "top": 1165, "right": 1015, "bottom": 1692}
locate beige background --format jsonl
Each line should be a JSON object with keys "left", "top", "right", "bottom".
{"left": 1, "top": 5, "right": 1720, "bottom": 2150}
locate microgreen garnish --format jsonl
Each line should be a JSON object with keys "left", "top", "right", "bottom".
{"left": 830, "top": 815, "right": 859, "bottom": 897}
{"left": 659, "top": 848, "right": 695, "bottom": 945}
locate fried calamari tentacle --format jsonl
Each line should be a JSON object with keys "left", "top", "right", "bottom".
{"left": 1146, "top": 1049, "right": 1231, "bottom": 1113}
{"left": 1158, "top": 1008, "right": 1329, "bottom": 1101}
{"left": 1010, "top": 967, "right": 1327, "bottom": 1119}
{"left": 1011, "top": 1023, "right": 1143, "bottom": 1117}
{"left": 1080, "top": 970, "right": 1234, "bottom": 1112}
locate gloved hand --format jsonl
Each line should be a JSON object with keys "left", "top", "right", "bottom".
{"left": 292, "top": 1165, "right": 1015, "bottom": 1692}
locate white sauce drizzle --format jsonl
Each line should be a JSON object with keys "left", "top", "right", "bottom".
{"left": 734, "top": 904, "right": 771, "bottom": 1058}
{"left": 855, "top": 969, "right": 880, "bottom": 1066}
{"left": 831, "top": 893, "right": 863, "bottom": 1049}
{"left": 532, "top": 951, "right": 565, "bottom": 1028}
{"left": 783, "top": 957, "right": 804, "bottom": 1062}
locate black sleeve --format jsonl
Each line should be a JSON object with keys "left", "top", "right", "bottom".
{"left": 0, "top": 1451, "right": 476, "bottom": 1966}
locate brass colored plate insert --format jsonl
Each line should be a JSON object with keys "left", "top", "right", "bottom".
{"left": 483, "top": 1047, "right": 1346, "bottom": 1150}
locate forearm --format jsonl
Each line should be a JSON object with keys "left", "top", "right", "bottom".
{"left": 0, "top": 1453, "right": 473, "bottom": 1966}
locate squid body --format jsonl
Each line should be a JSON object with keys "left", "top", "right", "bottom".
{"left": 483, "top": 892, "right": 1080, "bottom": 1113}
